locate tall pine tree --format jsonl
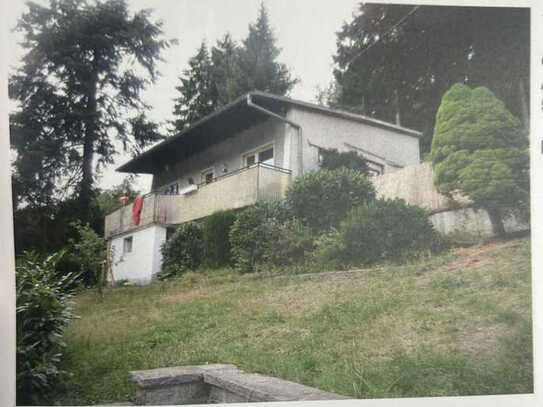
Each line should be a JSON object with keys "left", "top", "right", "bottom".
{"left": 171, "top": 3, "right": 297, "bottom": 131}
{"left": 171, "top": 41, "right": 218, "bottom": 132}
{"left": 327, "top": 4, "right": 529, "bottom": 152}
{"left": 10, "top": 0, "right": 169, "bottom": 219}
{"left": 211, "top": 34, "right": 242, "bottom": 106}
{"left": 237, "top": 2, "right": 297, "bottom": 95}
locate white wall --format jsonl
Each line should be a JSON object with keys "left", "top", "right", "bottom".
{"left": 152, "top": 107, "right": 421, "bottom": 190}
{"left": 152, "top": 118, "right": 287, "bottom": 191}
{"left": 109, "top": 224, "right": 167, "bottom": 284}
{"left": 430, "top": 208, "right": 529, "bottom": 243}
{"left": 286, "top": 106, "right": 421, "bottom": 175}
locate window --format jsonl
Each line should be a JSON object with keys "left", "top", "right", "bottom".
{"left": 201, "top": 168, "right": 214, "bottom": 184}
{"left": 245, "top": 154, "right": 256, "bottom": 166}
{"left": 163, "top": 182, "right": 179, "bottom": 195}
{"left": 258, "top": 147, "right": 274, "bottom": 165}
{"left": 123, "top": 236, "right": 133, "bottom": 255}
{"left": 243, "top": 145, "right": 274, "bottom": 167}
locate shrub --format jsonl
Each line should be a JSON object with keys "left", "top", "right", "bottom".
{"left": 315, "top": 199, "right": 445, "bottom": 267}
{"left": 159, "top": 222, "right": 203, "bottom": 279}
{"left": 320, "top": 148, "right": 369, "bottom": 174}
{"left": 313, "top": 228, "right": 346, "bottom": 267}
{"left": 202, "top": 210, "right": 237, "bottom": 267}
{"left": 229, "top": 201, "right": 292, "bottom": 272}
{"left": 16, "top": 251, "right": 78, "bottom": 405}
{"left": 431, "top": 83, "right": 529, "bottom": 235}
{"left": 286, "top": 168, "right": 376, "bottom": 231}
{"left": 68, "top": 221, "right": 106, "bottom": 286}
{"left": 260, "top": 219, "right": 314, "bottom": 267}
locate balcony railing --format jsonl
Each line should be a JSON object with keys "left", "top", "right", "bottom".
{"left": 104, "top": 163, "right": 292, "bottom": 239}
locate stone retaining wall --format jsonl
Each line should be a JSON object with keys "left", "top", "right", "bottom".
{"left": 129, "top": 364, "right": 349, "bottom": 405}
{"left": 371, "top": 162, "right": 529, "bottom": 242}
{"left": 371, "top": 162, "right": 468, "bottom": 213}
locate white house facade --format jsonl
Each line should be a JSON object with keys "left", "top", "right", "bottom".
{"left": 104, "top": 91, "right": 422, "bottom": 284}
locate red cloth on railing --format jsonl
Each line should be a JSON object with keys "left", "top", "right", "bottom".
{"left": 132, "top": 196, "right": 144, "bottom": 225}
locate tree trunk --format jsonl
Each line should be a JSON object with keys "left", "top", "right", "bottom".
{"left": 487, "top": 207, "right": 506, "bottom": 238}
{"left": 80, "top": 70, "right": 99, "bottom": 220}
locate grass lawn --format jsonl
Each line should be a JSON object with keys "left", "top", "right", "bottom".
{"left": 57, "top": 237, "right": 533, "bottom": 404}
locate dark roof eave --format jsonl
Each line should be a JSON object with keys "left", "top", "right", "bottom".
{"left": 116, "top": 93, "right": 251, "bottom": 173}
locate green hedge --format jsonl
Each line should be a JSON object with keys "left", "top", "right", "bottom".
{"left": 202, "top": 210, "right": 237, "bottom": 267}
{"left": 320, "top": 148, "right": 369, "bottom": 174}
{"left": 315, "top": 199, "right": 445, "bottom": 266}
{"left": 159, "top": 222, "right": 203, "bottom": 279}
{"left": 259, "top": 219, "right": 314, "bottom": 267}
{"left": 286, "top": 168, "right": 376, "bottom": 231}
{"left": 229, "top": 201, "right": 292, "bottom": 272}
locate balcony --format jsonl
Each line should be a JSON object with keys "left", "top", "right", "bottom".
{"left": 104, "top": 163, "right": 292, "bottom": 239}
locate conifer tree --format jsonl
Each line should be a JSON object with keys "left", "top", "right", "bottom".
{"left": 236, "top": 2, "right": 297, "bottom": 95}
{"left": 10, "top": 0, "right": 169, "bottom": 218}
{"left": 171, "top": 3, "right": 297, "bottom": 130}
{"left": 171, "top": 42, "right": 217, "bottom": 132}
{"left": 211, "top": 34, "right": 241, "bottom": 106}
{"left": 431, "top": 84, "right": 529, "bottom": 236}
{"left": 328, "top": 4, "right": 529, "bottom": 152}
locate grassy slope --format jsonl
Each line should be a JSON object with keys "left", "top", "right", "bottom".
{"left": 58, "top": 238, "right": 533, "bottom": 404}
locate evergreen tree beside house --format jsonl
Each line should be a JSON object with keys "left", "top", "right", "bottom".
{"left": 9, "top": 0, "right": 169, "bottom": 221}
{"left": 171, "top": 3, "right": 298, "bottom": 130}
{"left": 326, "top": 4, "right": 529, "bottom": 153}
{"left": 171, "top": 42, "right": 218, "bottom": 133}
{"left": 431, "top": 84, "right": 529, "bottom": 236}
{"left": 10, "top": 0, "right": 169, "bottom": 252}
{"left": 235, "top": 2, "right": 298, "bottom": 96}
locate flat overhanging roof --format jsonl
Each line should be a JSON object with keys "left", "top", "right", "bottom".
{"left": 117, "top": 91, "right": 422, "bottom": 174}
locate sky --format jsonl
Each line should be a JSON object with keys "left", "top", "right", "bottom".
{"left": 7, "top": 0, "right": 361, "bottom": 193}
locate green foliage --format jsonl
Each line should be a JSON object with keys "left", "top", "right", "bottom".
{"left": 315, "top": 199, "right": 444, "bottom": 267}
{"left": 211, "top": 34, "right": 242, "bottom": 106}
{"left": 13, "top": 193, "right": 104, "bottom": 255}
{"left": 171, "top": 41, "right": 218, "bottom": 132}
{"left": 329, "top": 5, "right": 529, "bottom": 152}
{"left": 171, "top": 3, "right": 297, "bottom": 129}
{"left": 202, "top": 210, "right": 237, "bottom": 267}
{"left": 431, "top": 84, "right": 526, "bottom": 163}
{"left": 10, "top": 0, "right": 170, "bottom": 216}
{"left": 16, "top": 251, "right": 78, "bottom": 405}
{"left": 236, "top": 2, "right": 298, "bottom": 95}
{"left": 320, "top": 149, "right": 369, "bottom": 174}
{"left": 159, "top": 223, "right": 204, "bottom": 279}
{"left": 286, "top": 168, "right": 376, "bottom": 231}
{"left": 259, "top": 219, "right": 314, "bottom": 267}
{"left": 431, "top": 84, "right": 530, "bottom": 234}
{"left": 57, "top": 238, "right": 531, "bottom": 404}
{"left": 95, "top": 177, "right": 139, "bottom": 216}
{"left": 68, "top": 222, "right": 106, "bottom": 286}
{"left": 229, "top": 201, "right": 292, "bottom": 272}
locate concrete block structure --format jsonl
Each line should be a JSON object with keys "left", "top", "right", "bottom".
{"left": 129, "top": 364, "right": 349, "bottom": 405}
{"left": 371, "top": 162, "right": 529, "bottom": 242}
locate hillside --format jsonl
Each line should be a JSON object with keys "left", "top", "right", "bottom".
{"left": 57, "top": 237, "right": 533, "bottom": 404}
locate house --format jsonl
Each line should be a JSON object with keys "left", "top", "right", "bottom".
{"left": 105, "top": 91, "right": 422, "bottom": 284}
